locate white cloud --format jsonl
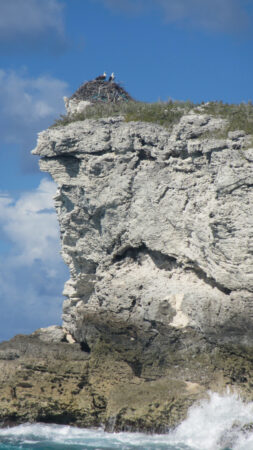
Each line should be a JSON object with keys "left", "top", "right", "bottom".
{"left": 0, "top": 69, "right": 68, "bottom": 144}
{"left": 0, "top": 69, "right": 68, "bottom": 171}
{"left": 99, "top": 0, "right": 249, "bottom": 33}
{"left": 0, "top": 0, "right": 65, "bottom": 45}
{"left": 0, "top": 178, "right": 60, "bottom": 268}
{"left": 0, "top": 179, "right": 69, "bottom": 340}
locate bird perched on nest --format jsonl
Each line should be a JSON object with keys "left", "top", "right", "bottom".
{"left": 95, "top": 72, "right": 106, "bottom": 81}
{"left": 109, "top": 72, "right": 115, "bottom": 82}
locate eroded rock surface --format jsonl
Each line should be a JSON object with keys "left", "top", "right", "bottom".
{"left": 2, "top": 111, "right": 252, "bottom": 431}
{"left": 33, "top": 113, "right": 253, "bottom": 348}
{"left": 2, "top": 329, "right": 253, "bottom": 431}
{"left": 0, "top": 331, "right": 205, "bottom": 431}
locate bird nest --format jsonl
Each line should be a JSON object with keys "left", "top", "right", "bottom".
{"left": 70, "top": 80, "right": 134, "bottom": 104}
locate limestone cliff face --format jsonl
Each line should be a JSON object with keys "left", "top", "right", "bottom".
{"left": 33, "top": 113, "right": 253, "bottom": 349}
{"left": 1, "top": 110, "right": 253, "bottom": 431}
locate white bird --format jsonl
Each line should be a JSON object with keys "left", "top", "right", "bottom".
{"left": 109, "top": 72, "right": 115, "bottom": 82}
{"left": 95, "top": 72, "right": 107, "bottom": 81}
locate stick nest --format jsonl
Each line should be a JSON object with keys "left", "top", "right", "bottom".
{"left": 70, "top": 80, "right": 134, "bottom": 104}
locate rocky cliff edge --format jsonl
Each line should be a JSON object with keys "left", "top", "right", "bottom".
{"left": 1, "top": 107, "right": 253, "bottom": 431}
{"left": 34, "top": 112, "right": 253, "bottom": 346}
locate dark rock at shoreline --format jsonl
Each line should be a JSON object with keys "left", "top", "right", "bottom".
{"left": 1, "top": 326, "right": 253, "bottom": 431}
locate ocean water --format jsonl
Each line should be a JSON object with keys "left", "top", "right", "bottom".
{"left": 1, "top": 392, "right": 253, "bottom": 450}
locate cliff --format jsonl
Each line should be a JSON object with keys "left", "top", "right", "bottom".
{"left": 34, "top": 112, "right": 253, "bottom": 346}
{"left": 1, "top": 96, "right": 253, "bottom": 431}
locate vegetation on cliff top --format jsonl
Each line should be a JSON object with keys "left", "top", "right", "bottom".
{"left": 52, "top": 100, "right": 193, "bottom": 129}
{"left": 200, "top": 101, "right": 253, "bottom": 135}
{"left": 52, "top": 80, "right": 253, "bottom": 134}
{"left": 52, "top": 100, "right": 253, "bottom": 136}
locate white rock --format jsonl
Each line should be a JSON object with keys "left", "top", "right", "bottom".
{"left": 32, "top": 325, "right": 66, "bottom": 343}
{"left": 64, "top": 96, "right": 91, "bottom": 116}
{"left": 33, "top": 112, "right": 253, "bottom": 345}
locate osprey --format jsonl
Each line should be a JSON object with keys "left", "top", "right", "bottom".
{"left": 109, "top": 72, "right": 115, "bottom": 82}
{"left": 95, "top": 72, "right": 106, "bottom": 81}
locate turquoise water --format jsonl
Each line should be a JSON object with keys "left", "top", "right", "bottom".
{"left": 0, "top": 424, "right": 188, "bottom": 450}
{"left": 1, "top": 392, "right": 253, "bottom": 449}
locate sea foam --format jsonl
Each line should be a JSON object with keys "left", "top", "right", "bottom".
{"left": 0, "top": 391, "right": 253, "bottom": 449}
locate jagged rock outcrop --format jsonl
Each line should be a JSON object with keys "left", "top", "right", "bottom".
{"left": 33, "top": 113, "right": 253, "bottom": 348}
{"left": 1, "top": 108, "right": 253, "bottom": 431}
{"left": 0, "top": 331, "right": 206, "bottom": 431}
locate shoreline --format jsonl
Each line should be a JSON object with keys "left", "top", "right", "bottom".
{"left": 0, "top": 326, "right": 252, "bottom": 433}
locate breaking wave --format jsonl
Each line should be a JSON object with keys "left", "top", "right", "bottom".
{"left": 1, "top": 391, "right": 253, "bottom": 449}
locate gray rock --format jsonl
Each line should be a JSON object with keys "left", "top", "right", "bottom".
{"left": 64, "top": 96, "right": 91, "bottom": 116}
{"left": 228, "top": 130, "right": 246, "bottom": 140}
{"left": 33, "top": 112, "right": 253, "bottom": 348}
{"left": 0, "top": 349, "right": 20, "bottom": 360}
{"left": 31, "top": 325, "right": 67, "bottom": 343}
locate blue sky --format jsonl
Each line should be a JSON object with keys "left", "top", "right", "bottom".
{"left": 1, "top": 0, "right": 253, "bottom": 341}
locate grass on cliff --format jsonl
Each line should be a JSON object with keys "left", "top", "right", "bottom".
{"left": 51, "top": 100, "right": 195, "bottom": 130}
{"left": 52, "top": 100, "right": 253, "bottom": 135}
{"left": 194, "top": 101, "right": 253, "bottom": 135}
